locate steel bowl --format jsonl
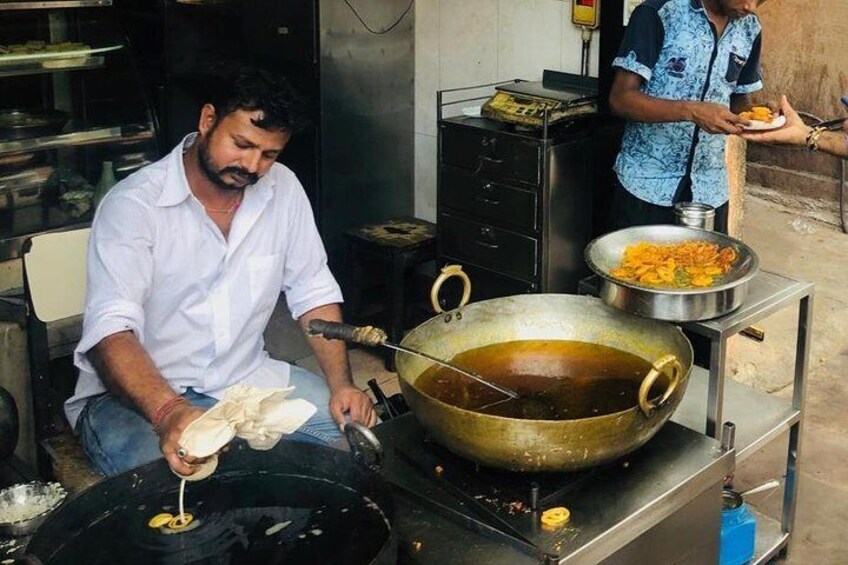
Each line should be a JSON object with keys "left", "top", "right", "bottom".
{"left": 0, "top": 481, "right": 67, "bottom": 537}
{"left": 585, "top": 225, "right": 759, "bottom": 322}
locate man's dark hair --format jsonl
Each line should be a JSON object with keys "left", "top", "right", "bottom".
{"left": 208, "top": 67, "right": 311, "bottom": 133}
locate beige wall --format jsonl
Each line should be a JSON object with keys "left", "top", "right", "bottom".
{"left": 746, "top": 0, "right": 848, "bottom": 224}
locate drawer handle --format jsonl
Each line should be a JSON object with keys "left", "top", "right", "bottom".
{"left": 479, "top": 156, "right": 503, "bottom": 164}
{"left": 474, "top": 182, "right": 499, "bottom": 205}
{"left": 474, "top": 240, "right": 499, "bottom": 250}
{"left": 475, "top": 156, "right": 503, "bottom": 174}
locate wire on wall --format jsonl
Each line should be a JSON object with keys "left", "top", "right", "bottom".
{"left": 343, "top": 0, "right": 414, "bottom": 35}
{"left": 579, "top": 27, "right": 594, "bottom": 77}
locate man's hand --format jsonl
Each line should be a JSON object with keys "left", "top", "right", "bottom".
{"left": 329, "top": 385, "right": 378, "bottom": 429}
{"left": 156, "top": 402, "right": 208, "bottom": 476}
{"left": 690, "top": 101, "right": 748, "bottom": 134}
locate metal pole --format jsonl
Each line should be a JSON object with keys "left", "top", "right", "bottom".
{"left": 706, "top": 336, "right": 728, "bottom": 438}
{"left": 782, "top": 292, "right": 813, "bottom": 551}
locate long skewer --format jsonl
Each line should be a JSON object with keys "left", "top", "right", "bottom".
{"left": 307, "top": 320, "right": 519, "bottom": 399}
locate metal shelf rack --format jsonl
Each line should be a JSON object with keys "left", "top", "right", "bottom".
{"left": 581, "top": 269, "right": 813, "bottom": 563}
{"left": 681, "top": 270, "right": 812, "bottom": 564}
{"left": 0, "top": 125, "right": 153, "bottom": 156}
{"left": 0, "top": 1, "right": 111, "bottom": 11}
{"left": 0, "top": 3, "right": 159, "bottom": 263}
{"left": 0, "top": 56, "right": 105, "bottom": 78}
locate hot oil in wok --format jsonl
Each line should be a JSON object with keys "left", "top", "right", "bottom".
{"left": 415, "top": 340, "right": 666, "bottom": 420}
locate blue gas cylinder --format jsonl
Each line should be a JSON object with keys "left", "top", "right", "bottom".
{"left": 719, "top": 490, "right": 757, "bottom": 565}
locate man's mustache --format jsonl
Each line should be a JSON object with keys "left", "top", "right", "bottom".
{"left": 221, "top": 167, "right": 259, "bottom": 185}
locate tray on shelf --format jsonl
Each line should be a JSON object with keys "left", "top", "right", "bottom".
{"left": 0, "top": 1, "right": 112, "bottom": 10}
{"left": 0, "top": 55, "right": 105, "bottom": 78}
{"left": 0, "top": 165, "right": 53, "bottom": 209}
{"left": 0, "top": 109, "right": 68, "bottom": 141}
{"left": 0, "top": 124, "right": 154, "bottom": 156}
{"left": 0, "top": 44, "right": 121, "bottom": 66}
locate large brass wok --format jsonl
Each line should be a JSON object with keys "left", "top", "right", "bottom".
{"left": 395, "top": 270, "right": 693, "bottom": 473}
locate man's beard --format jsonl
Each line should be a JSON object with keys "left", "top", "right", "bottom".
{"left": 197, "top": 134, "right": 260, "bottom": 191}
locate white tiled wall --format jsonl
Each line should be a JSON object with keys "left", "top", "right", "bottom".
{"left": 414, "top": 0, "right": 601, "bottom": 221}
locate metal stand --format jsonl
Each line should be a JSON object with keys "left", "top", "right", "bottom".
{"left": 378, "top": 413, "right": 732, "bottom": 564}
{"left": 680, "top": 270, "right": 812, "bottom": 563}
{"left": 579, "top": 269, "right": 813, "bottom": 564}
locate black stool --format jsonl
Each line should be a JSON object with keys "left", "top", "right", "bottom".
{"left": 344, "top": 218, "right": 437, "bottom": 370}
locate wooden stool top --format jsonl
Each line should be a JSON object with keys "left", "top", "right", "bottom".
{"left": 345, "top": 218, "right": 436, "bottom": 252}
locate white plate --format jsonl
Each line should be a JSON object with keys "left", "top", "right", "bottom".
{"left": 461, "top": 106, "right": 482, "bottom": 117}
{"left": 741, "top": 114, "right": 786, "bottom": 131}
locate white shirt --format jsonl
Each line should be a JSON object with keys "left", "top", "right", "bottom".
{"left": 66, "top": 134, "right": 342, "bottom": 428}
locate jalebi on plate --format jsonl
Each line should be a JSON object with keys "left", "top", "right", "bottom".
{"left": 609, "top": 240, "right": 737, "bottom": 289}
{"left": 739, "top": 106, "right": 774, "bottom": 123}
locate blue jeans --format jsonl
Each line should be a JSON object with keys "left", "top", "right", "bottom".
{"left": 76, "top": 366, "right": 343, "bottom": 477}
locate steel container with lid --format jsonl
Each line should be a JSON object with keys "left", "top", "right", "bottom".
{"left": 674, "top": 202, "right": 716, "bottom": 231}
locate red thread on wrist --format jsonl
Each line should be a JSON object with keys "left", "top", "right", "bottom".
{"left": 151, "top": 396, "right": 187, "bottom": 432}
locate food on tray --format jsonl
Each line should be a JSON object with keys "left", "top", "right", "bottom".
{"left": 739, "top": 106, "right": 774, "bottom": 123}
{"left": 0, "top": 41, "right": 90, "bottom": 56}
{"left": 609, "top": 240, "right": 738, "bottom": 289}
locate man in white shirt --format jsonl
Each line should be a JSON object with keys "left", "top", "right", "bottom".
{"left": 67, "top": 68, "right": 376, "bottom": 477}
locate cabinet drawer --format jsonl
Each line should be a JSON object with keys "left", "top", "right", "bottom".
{"left": 439, "top": 213, "right": 538, "bottom": 281}
{"left": 440, "top": 166, "right": 538, "bottom": 232}
{"left": 440, "top": 125, "right": 542, "bottom": 186}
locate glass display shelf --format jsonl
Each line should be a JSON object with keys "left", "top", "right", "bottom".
{"left": 0, "top": 1, "right": 111, "bottom": 12}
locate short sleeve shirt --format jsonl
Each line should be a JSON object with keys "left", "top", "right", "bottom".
{"left": 612, "top": 0, "right": 763, "bottom": 207}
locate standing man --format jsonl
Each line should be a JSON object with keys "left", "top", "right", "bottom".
{"left": 67, "top": 68, "right": 376, "bottom": 478}
{"left": 608, "top": 0, "right": 767, "bottom": 234}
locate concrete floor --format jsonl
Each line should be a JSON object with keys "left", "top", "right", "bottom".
{"left": 341, "top": 195, "right": 848, "bottom": 564}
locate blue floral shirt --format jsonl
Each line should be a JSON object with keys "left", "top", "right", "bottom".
{"left": 613, "top": 0, "right": 763, "bottom": 207}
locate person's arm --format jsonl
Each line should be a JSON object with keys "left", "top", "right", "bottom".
{"left": 741, "top": 95, "right": 848, "bottom": 159}
{"left": 609, "top": 71, "right": 747, "bottom": 134}
{"left": 76, "top": 193, "right": 205, "bottom": 475}
{"left": 281, "top": 176, "right": 376, "bottom": 429}
{"left": 298, "top": 304, "right": 377, "bottom": 428}
{"left": 815, "top": 125, "right": 848, "bottom": 158}
{"left": 89, "top": 332, "right": 205, "bottom": 475}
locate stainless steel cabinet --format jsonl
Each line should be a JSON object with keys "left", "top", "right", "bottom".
{"left": 437, "top": 115, "right": 595, "bottom": 298}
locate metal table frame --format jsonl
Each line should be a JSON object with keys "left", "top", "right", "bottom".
{"left": 680, "top": 270, "right": 813, "bottom": 563}
{"left": 580, "top": 269, "right": 813, "bottom": 564}
{"left": 378, "top": 414, "right": 734, "bottom": 564}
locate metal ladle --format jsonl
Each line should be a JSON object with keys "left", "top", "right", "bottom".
{"left": 306, "top": 320, "right": 519, "bottom": 400}
{"left": 739, "top": 479, "right": 780, "bottom": 497}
